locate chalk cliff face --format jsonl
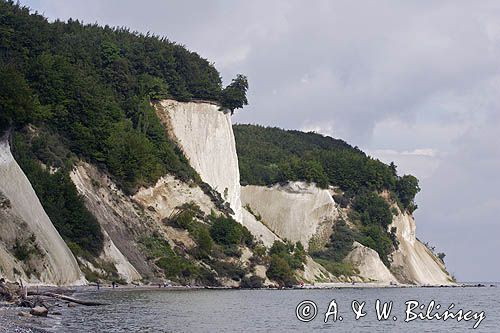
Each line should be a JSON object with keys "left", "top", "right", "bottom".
{"left": 0, "top": 100, "right": 453, "bottom": 286}
{"left": 389, "top": 210, "right": 453, "bottom": 285}
{"left": 240, "top": 182, "right": 397, "bottom": 283}
{"left": 241, "top": 181, "right": 453, "bottom": 285}
{"left": 0, "top": 138, "right": 84, "bottom": 285}
{"left": 70, "top": 162, "right": 146, "bottom": 283}
{"left": 155, "top": 100, "right": 243, "bottom": 222}
{"left": 241, "top": 182, "right": 338, "bottom": 250}
{"left": 155, "top": 100, "right": 278, "bottom": 246}
{"left": 155, "top": 100, "right": 452, "bottom": 285}
{"left": 345, "top": 242, "right": 396, "bottom": 283}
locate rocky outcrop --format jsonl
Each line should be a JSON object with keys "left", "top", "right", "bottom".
{"left": 70, "top": 162, "right": 154, "bottom": 282}
{"left": 345, "top": 242, "right": 396, "bottom": 283}
{"left": 133, "top": 175, "right": 216, "bottom": 220}
{"left": 0, "top": 138, "right": 84, "bottom": 285}
{"left": 241, "top": 182, "right": 338, "bottom": 249}
{"left": 155, "top": 100, "right": 283, "bottom": 247}
{"left": 240, "top": 181, "right": 453, "bottom": 285}
{"left": 155, "top": 100, "right": 243, "bottom": 221}
{"left": 389, "top": 210, "right": 453, "bottom": 285}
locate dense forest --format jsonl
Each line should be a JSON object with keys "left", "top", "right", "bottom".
{"left": 0, "top": 0, "right": 247, "bottom": 192}
{"left": 233, "top": 124, "right": 420, "bottom": 266}
{"left": 0, "top": 0, "right": 238, "bottom": 256}
{"left": 233, "top": 124, "right": 419, "bottom": 211}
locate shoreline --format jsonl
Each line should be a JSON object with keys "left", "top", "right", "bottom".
{"left": 34, "top": 281, "right": 497, "bottom": 295}
{"left": 1, "top": 282, "right": 496, "bottom": 333}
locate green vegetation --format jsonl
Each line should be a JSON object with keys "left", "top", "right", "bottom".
{"left": 209, "top": 214, "right": 254, "bottom": 249}
{"left": 12, "top": 234, "right": 43, "bottom": 261}
{"left": 165, "top": 204, "right": 257, "bottom": 283}
{"left": 314, "top": 259, "right": 358, "bottom": 277}
{"left": 0, "top": 64, "right": 40, "bottom": 133}
{"left": 165, "top": 203, "right": 216, "bottom": 259}
{"left": 265, "top": 240, "right": 306, "bottom": 287}
{"left": 353, "top": 192, "right": 393, "bottom": 228}
{"left": 13, "top": 132, "right": 104, "bottom": 256}
{"left": 357, "top": 225, "right": 394, "bottom": 267}
{"left": 210, "top": 261, "right": 245, "bottom": 281}
{"left": 350, "top": 192, "right": 397, "bottom": 266}
{"left": 311, "top": 219, "right": 355, "bottom": 263}
{"left": 268, "top": 240, "right": 306, "bottom": 270}
{"left": 266, "top": 255, "right": 296, "bottom": 287}
{"left": 310, "top": 219, "right": 359, "bottom": 277}
{"left": 139, "top": 235, "right": 211, "bottom": 283}
{"left": 165, "top": 202, "right": 201, "bottom": 230}
{"left": 240, "top": 275, "right": 265, "bottom": 289}
{"left": 220, "top": 74, "right": 248, "bottom": 114}
{"left": 0, "top": 1, "right": 234, "bottom": 192}
{"left": 234, "top": 124, "right": 420, "bottom": 210}
{"left": 396, "top": 175, "right": 420, "bottom": 213}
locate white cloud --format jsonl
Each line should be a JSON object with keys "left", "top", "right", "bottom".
{"left": 367, "top": 148, "right": 442, "bottom": 179}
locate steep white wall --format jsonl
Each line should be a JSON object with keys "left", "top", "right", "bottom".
{"left": 0, "top": 138, "right": 84, "bottom": 285}
{"left": 240, "top": 182, "right": 338, "bottom": 249}
{"left": 390, "top": 211, "right": 453, "bottom": 285}
{"left": 156, "top": 100, "right": 243, "bottom": 221}
{"left": 241, "top": 209, "right": 280, "bottom": 246}
{"left": 344, "top": 242, "right": 396, "bottom": 283}
{"left": 99, "top": 229, "right": 142, "bottom": 283}
{"left": 155, "top": 100, "right": 280, "bottom": 246}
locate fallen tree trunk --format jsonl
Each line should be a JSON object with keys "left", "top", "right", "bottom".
{"left": 28, "top": 292, "right": 109, "bottom": 306}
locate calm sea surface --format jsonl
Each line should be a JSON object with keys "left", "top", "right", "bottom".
{"left": 38, "top": 284, "right": 499, "bottom": 332}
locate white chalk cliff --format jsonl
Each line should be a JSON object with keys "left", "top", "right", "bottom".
{"left": 155, "top": 100, "right": 453, "bottom": 285}
{"left": 155, "top": 100, "right": 278, "bottom": 246}
{"left": 241, "top": 182, "right": 338, "bottom": 249}
{"left": 0, "top": 137, "right": 84, "bottom": 285}
{"left": 156, "top": 100, "right": 243, "bottom": 221}
{"left": 0, "top": 100, "right": 453, "bottom": 286}
{"left": 389, "top": 209, "right": 453, "bottom": 285}
{"left": 345, "top": 242, "right": 396, "bottom": 283}
{"left": 240, "top": 182, "right": 399, "bottom": 283}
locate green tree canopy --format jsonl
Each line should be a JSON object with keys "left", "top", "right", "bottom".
{"left": 0, "top": 65, "right": 36, "bottom": 132}
{"left": 220, "top": 74, "right": 248, "bottom": 114}
{"left": 396, "top": 175, "right": 420, "bottom": 213}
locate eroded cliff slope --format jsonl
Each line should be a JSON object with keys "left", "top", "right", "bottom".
{"left": 389, "top": 209, "right": 453, "bottom": 285}
{"left": 155, "top": 100, "right": 279, "bottom": 247}
{"left": 0, "top": 137, "right": 84, "bottom": 285}
{"left": 156, "top": 100, "right": 243, "bottom": 221}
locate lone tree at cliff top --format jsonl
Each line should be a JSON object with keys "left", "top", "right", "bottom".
{"left": 220, "top": 74, "right": 248, "bottom": 114}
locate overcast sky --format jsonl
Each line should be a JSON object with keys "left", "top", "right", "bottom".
{"left": 23, "top": 0, "right": 500, "bottom": 282}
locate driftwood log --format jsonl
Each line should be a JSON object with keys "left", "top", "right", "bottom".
{"left": 27, "top": 291, "right": 109, "bottom": 306}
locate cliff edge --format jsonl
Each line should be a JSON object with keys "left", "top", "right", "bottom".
{"left": 0, "top": 137, "right": 84, "bottom": 285}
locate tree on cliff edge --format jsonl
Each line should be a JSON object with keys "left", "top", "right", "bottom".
{"left": 220, "top": 74, "right": 248, "bottom": 114}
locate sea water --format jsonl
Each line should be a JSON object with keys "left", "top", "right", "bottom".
{"left": 42, "top": 284, "right": 500, "bottom": 332}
